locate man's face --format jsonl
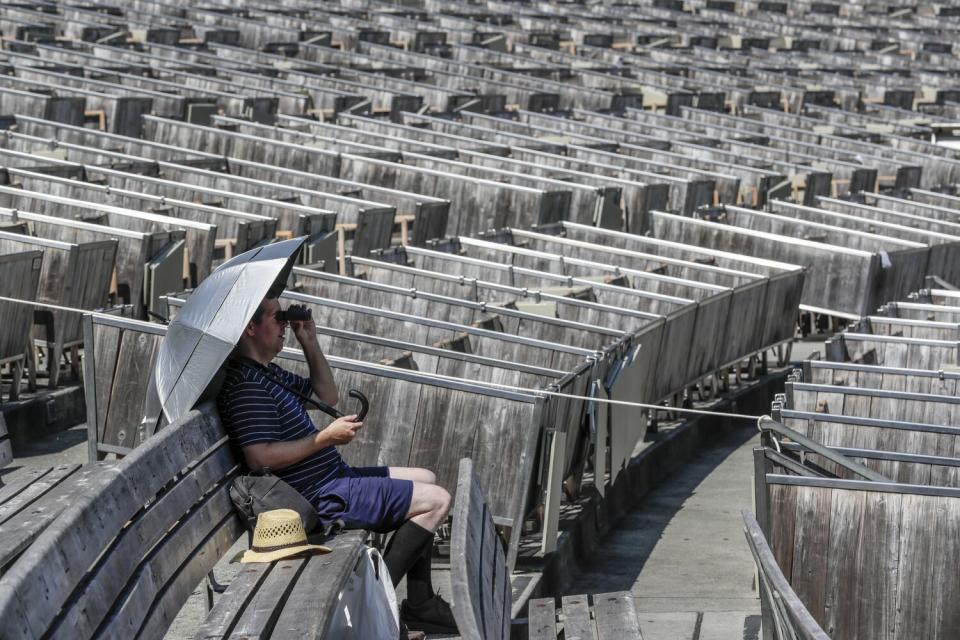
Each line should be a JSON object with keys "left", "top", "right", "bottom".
{"left": 246, "top": 297, "right": 287, "bottom": 358}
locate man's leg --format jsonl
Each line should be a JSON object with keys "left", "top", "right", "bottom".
{"left": 383, "top": 481, "right": 450, "bottom": 586}
{"left": 387, "top": 466, "right": 437, "bottom": 485}
{"left": 384, "top": 480, "right": 456, "bottom": 633}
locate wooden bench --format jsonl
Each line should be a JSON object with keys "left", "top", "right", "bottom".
{"left": 0, "top": 403, "right": 371, "bottom": 639}
{"left": 649, "top": 210, "right": 912, "bottom": 319}
{"left": 0, "top": 206, "right": 185, "bottom": 319}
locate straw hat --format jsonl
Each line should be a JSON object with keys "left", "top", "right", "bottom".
{"left": 241, "top": 509, "right": 332, "bottom": 563}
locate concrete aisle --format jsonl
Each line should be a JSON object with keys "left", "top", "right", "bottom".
{"left": 566, "top": 426, "right": 762, "bottom": 640}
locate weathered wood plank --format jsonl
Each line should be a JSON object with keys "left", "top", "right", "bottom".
{"left": 194, "top": 564, "right": 272, "bottom": 640}
{"left": 53, "top": 445, "right": 237, "bottom": 637}
{"left": 0, "top": 465, "right": 80, "bottom": 526}
{"left": 528, "top": 597, "right": 557, "bottom": 640}
{"left": 856, "top": 492, "right": 901, "bottom": 640}
{"left": 227, "top": 559, "right": 307, "bottom": 639}
{"left": 592, "top": 592, "right": 642, "bottom": 640}
{"left": 101, "top": 328, "right": 162, "bottom": 450}
{"left": 0, "top": 464, "right": 110, "bottom": 576}
{"left": 790, "top": 486, "right": 832, "bottom": 627}
{"left": 560, "top": 595, "right": 595, "bottom": 640}
{"left": 822, "top": 489, "right": 865, "bottom": 638}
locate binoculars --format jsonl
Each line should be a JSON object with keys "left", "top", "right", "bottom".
{"left": 275, "top": 304, "right": 312, "bottom": 323}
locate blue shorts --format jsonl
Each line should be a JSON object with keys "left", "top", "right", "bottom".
{"left": 311, "top": 466, "right": 414, "bottom": 534}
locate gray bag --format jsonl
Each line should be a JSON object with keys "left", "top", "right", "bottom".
{"left": 230, "top": 469, "right": 320, "bottom": 533}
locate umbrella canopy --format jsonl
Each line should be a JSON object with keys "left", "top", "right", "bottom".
{"left": 146, "top": 236, "right": 306, "bottom": 426}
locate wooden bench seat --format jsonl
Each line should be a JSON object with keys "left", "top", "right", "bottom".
{"left": 528, "top": 592, "right": 643, "bottom": 640}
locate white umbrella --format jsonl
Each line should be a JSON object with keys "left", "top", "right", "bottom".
{"left": 144, "top": 236, "right": 307, "bottom": 428}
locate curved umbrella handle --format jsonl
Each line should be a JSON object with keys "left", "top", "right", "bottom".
{"left": 348, "top": 389, "right": 369, "bottom": 421}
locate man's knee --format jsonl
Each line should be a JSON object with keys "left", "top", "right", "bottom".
{"left": 420, "top": 468, "right": 437, "bottom": 485}
{"left": 419, "top": 482, "right": 451, "bottom": 514}
{"left": 434, "top": 485, "right": 452, "bottom": 517}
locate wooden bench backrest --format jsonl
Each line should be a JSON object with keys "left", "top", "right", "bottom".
{"left": 865, "top": 316, "right": 960, "bottom": 342}
{"left": 785, "top": 381, "right": 960, "bottom": 428}
{"left": 884, "top": 301, "right": 960, "bottom": 323}
{"left": 650, "top": 210, "right": 878, "bottom": 317}
{"left": 0, "top": 404, "right": 242, "bottom": 640}
{"left": 0, "top": 185, "right": 216, "bottom": 287}
{"left": 0, "top": 207, "right": 183, "bottom": 317}
{"left": 778, "top": 408, "right": 960, "bottom": 483}
{"left": 827, "top": 332, "right": 959, "bottom": 369}
{"left": 293, "top": 269, "right": 620, "bottom": 357}
{"left": 803, "top": 360, "right": 960, "bottom": 396}
{"left": 0, "top": 232, "right": 116, "bottom": 347}
{"left": 281, "top": 287, "right": 589, "bottom": 373}
{"left": 144, "top": 116, "right": 341, "bottom": 177}
{"left": 760, "top": 475, "right": 960, "bottom": 640}
{"left": 450, "top": 458, "right": 512, "bottom": 640}
{"left": 351, "top": 206, "right": 396, "bottom": 259}
{"left": 0, "top": 251, "right": 41, "bottom": 363}
{"left": 85, "top": 314, "right": 166, "bottom": 455}
{"left": 741, "top": 511, "right": 829, "bottom": 640}
{"left": 338, "top": 153, "right": 570, "bottom": 238}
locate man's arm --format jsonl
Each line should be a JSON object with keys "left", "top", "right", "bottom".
{"left": 291, "top": 315, "right": 339, "bottom": 406}
{"left": 242, "top": 415, "right": 362, "bottom": 471}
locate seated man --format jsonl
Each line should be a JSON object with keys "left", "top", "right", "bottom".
{"left": 217, "top": 294, "right": 457, "bottom": 634}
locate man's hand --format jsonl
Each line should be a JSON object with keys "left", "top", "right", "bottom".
{"left": 290, "top": 309, "right": 318, "bottom": 348}
{"left": 317, "top": 415, "right": 362, "bottom": 446}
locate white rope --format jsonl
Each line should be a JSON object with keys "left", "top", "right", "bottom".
{"left": 345, "top": 357, "right": 769, "bottom": 423}
{"left": 465, "top": 382, "right": 764, "bottom": 422}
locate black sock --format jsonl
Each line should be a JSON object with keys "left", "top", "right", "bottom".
{"left": 382, "top": 520, "right": 434, "bottom": 589}
{"left": 405, "top": 542, "right": 434, "bottom": 605}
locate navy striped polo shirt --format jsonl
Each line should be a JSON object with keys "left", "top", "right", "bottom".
{"left": 217, "top": 359, "right": 347, "bottom": 501}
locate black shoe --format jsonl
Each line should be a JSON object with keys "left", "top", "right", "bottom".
{"left": 400, "top": 593, "right": 459, "bottom": 635}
